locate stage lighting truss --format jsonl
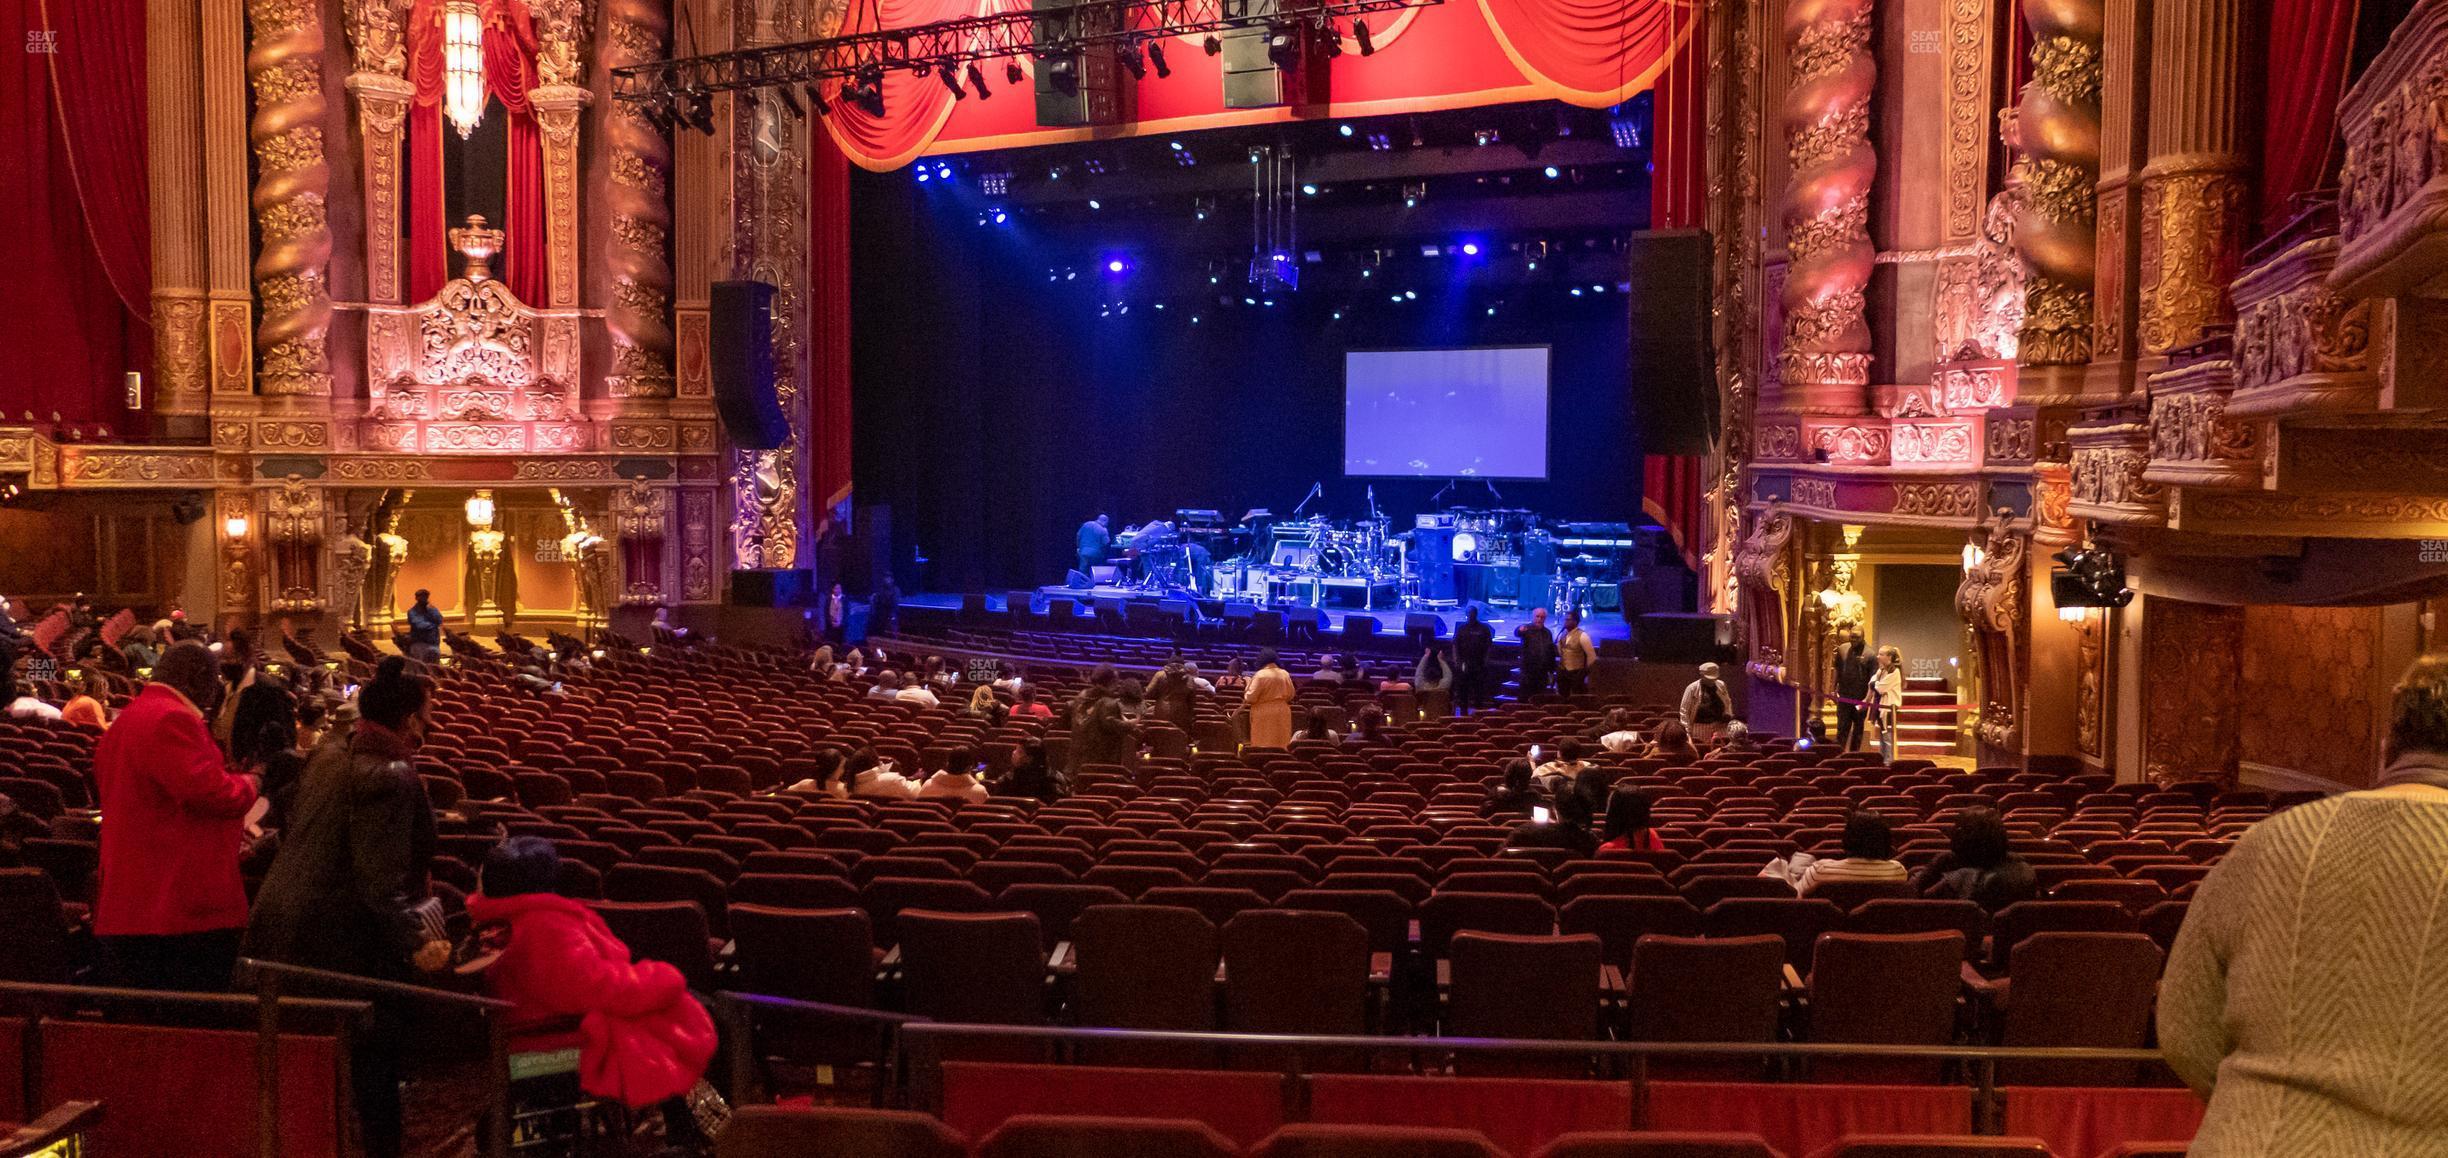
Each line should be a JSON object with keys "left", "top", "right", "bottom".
{"left": 610, "top": 0, "right": 1442, "bottom": 111}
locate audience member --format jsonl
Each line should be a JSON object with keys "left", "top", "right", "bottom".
{"left": 846, "top": 749, "right": 920, "bottom": 799}
{"left": 1347, "top": 707, "right": 1392, "bottom": 746}
{"left": 1413, "top": 647, "right": 1453, "bottom": 717}
{"left": 468, "top": 838, "right": 721, "bottom": 1144}
{"left": 1532, "top": 738, "right": 1590, "bottom": 797}
{"left": 1453, "top": 606, "right": 1495, "bottom": 712}
{"left": 784, "top": 749, "right": 850, "bottom": 798}
{"left": 92, "top": 641, "right": 259, "bottom": 991}
{"left": 1292, "top": 706, "right": 1340, "bottom": 744}
{"left": 1243, "top": 650, "right": 1295, "bottom": 748}
{"left": 1310, "top": 654, "right": 1345, "bottom": 685}
{"left": 1914, "top": 807, "right": 2037, "bottom": 911}
{"left": 228, "top": 682, "right": 306, "bottom": 828}
{"left": 1598, "top": 789, "right": 1666, "bottom": 853}
{"left": 966, "top": 683, "right": 1007, "bottom": 726}
{"left": 918, "top": 747, "right": 990, "bottom": 803}
{"left": 5, "top": 680, "right": 60, "bottom": 721}
{"left": 1680, "top": 662, "right": 1734, "bottom": 744}
{"left": 1505, "top": 786, "right": 1598, "bottom": 856}
{"left": 1713, "top": 720, "right": 1758, "bottom": 754}
{"left": 1071, "top": 682, "right": 1142, "bottom": 774}
{"left": 894, "top": 673, "right": 940, "bottom": 707}
{"left": 1595, "top": 709, "right": 1643, "bottom": 753}
{"left": 1794, "top": 811, "right": 1907, "bottom": 896}
{"left": 867, "top": 672, "right": 902, "bottom": 701}
{"left": 1147, "top": 660, "right": 1199, "bottom": 729}
{"left": 1556, "top": 610, "right": 1597, "bottom": 696}
{"left": 1647, "top": 721, "right": 1700, "bottom": 763}
{"left": 119, "top": 624, "right": 161, "bottom": 671}
{"left": 1011, "top": 682, "right": 1053, "bottom": 720}
{"left": 404, "top": 588, "right": 443, "bottom": 662}
{"left": 1483, "top": 760, "right": 1539, "bottom": 820}
{"left": 60, "top": 671, "right": 108, "bottom": 729}
{"left": 1515, "top": 608, "right": 1558, "bottom": 697}
{"left": 2161, "top": 653, "right": 2448, "bottom": 1153}
{"left": 990, "top": 739, "right": 1065, "bottom": 803}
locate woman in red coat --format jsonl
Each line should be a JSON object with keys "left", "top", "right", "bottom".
{"left": 466, "top": 838, "right": 721, "bottom": 1142}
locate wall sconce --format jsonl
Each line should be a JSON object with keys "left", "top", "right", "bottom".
{"left": 2058, "top": 604, "right": 2090, "bottom": 624}
{"left": 443, "top": 0, "right": 486, "bottom": 139}
{"left": 223, "top": 514, "right": 250, "bottom": 540}
{"left": 464, "top": 490, "right": 496, "bottom": 528}
{"left": 1962, "top": 543, "right": 1984, "bottom": 571}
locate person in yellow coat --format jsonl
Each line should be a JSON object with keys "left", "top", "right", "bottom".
{"left": 1243, "top": 649, "right": 1295, "bottom": 748}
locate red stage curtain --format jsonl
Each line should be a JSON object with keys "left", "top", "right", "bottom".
{"left": 0, "top": 0, "right": 144, "bottom": 429}
{"left": 938, "top": 1062, "right": 1286, "bottom": 1147}
{"left": 2002, "top": 1086, "right": 2203, "bottom": 1158}
{"left": 1307, "top": 1074, "right": 1633, "bottom": 1158}
{"left": 38, "top": 0, "right": 150, "bottom": 324}
{"left": 1476, "top": 0, "right": 1681, "bottom": 105}
{"left": 1641, "top": 5, "right": 1706, "bottom": 574}
{"left": 809, "top": 131, "right": 856, "bottom": 519}
{"left": 1644, "top": 1082, "right": 1972, "bottom": 1158}
{"left": 2259, "top": 0, "right": 2359, "bottom": 233}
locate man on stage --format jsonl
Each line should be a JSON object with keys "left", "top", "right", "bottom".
{"left": 1453, "top": 606, "right": 1494, "bottom": 712}
{"left": 1076, "top": 514, "right": 1111, "bottom": 583}
{"left": 1557, "top": 610, "right": 1596, "bottom": 697}
{"left": 1516, "top": 607, "right": 1558, "bottom": 699}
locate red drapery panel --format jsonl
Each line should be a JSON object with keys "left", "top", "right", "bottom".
{"left": 505, "top": 110, "right": 547, "bottom": 304}
{"left": 37, "top": 0, "right": 150, "bottom": 323}
{"left": 1644, "top": 1082, "right": 1972, "bottom": 1158}
{"left": 1308, "top": 1074, "right": 1633, "bottom": 1158}
{"left": 2002, "top": 1086, "right": 2203, "bottom": 1158}
{"left": 822, "top": 0, "right": 973, "bottom": 169}
{"left": 938, "top": 1062, "right": 1286, "bottom": 1147}
{"left": 2259, "top": 0, "right": 2359, "bottom": 233}
{"left": 810, "top": 132, "right": 856, "bottom": 519}
{"left": 0, "top": 0, "right": 144, "bottom": 428}
{"left": 408, "top": 102, "right": 448, "bottom": 301}
{"left": 1644, "top": 456, "right": 1704, "bottom": 573}
{"left": 1477, "top": 0, "right": 1684, "bottom": 106}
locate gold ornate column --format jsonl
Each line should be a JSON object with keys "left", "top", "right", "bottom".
{"left": 603, "top": 0, "right": 676, "bottom": 398}
{"left": 220, "top": 491, "right": 257, "bottom": 622}
{"left": 2011, "top": 0, "right": 2103, "bottom": 396}
{"left": 342, "top": 0, "right": 412, "bottom": 307}
{"left": 2136, "top": 0, "right": 2252, "bottom": 367}
{"left": 203, "top": 0, "right": 255, "bottom": 400}
{"left": 246, "top": 0, "right": 335, "bottom": 396}
{"left": 530, "top": 0, "right": 590, "bottom": 311}
{"left": 149, "top": 0, "right": 211, "bottom": 435}
{"left": 1775, "top": 0, "right": 1876, "bottom": 416}
{"left": 1955, "top": 508, "right": 2030, "bottom": 762}
{"left": 1704, "top": 0, "right": 1767, "bottom": 615}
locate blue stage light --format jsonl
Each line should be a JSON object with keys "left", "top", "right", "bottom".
{"left": 1570, "top": 287, "right": 1584, "bottom": 296}
{"left": 1404, "top": 290, "right": 1417, "bottom": 300}
{"left": 1460, "top": 241, "right": 1481, "bottom": 256}
{"left": 1107, "top": 259, "right": 1127, "bottom": 273}
{"left": 991, "top": 209, "right": 1008, "bottom": 224}
{"left": 1543, "top": 165, "right": 1561, "bottom": 179}
{"left": 1087, "top": 199, "right": 1102, "bottom": 210}
{"left": 1338, "top": 124, "right": 1355, "bottom": 137}
{"left": 936, "top": 162, "right": 952, "bottom": 179}
{"left": 916, "top": 169, "right": 931, "bottom": 183}
{"left": 1300, "top": 184, "right": 1318, "bottom": 196}
{"left": 1169, "top": 140, "right": 1185, "bottom": 150}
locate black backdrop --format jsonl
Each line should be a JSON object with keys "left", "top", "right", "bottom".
{"left": 852, "top": 176, "right": 1650, "bottom": 592}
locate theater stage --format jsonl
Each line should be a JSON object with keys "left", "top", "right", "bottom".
{"left": 902, "top": 590, "right": 1638, "bottom": 645}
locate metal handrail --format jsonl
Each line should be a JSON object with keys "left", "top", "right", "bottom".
{"left": 715, "top": 993, "right": 933, "bottom": 1108}
{"left": 235, "top": 960, "right": 518, "bottom": 1158}
{"left": 890, "top": 1021, "right": 2178, "bottom": 1137}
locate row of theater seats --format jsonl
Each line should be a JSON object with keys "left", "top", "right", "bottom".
{"left": 717, "top": 1106, "right": 2185, "bottom": 1158}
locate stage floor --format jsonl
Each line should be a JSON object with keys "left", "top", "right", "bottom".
{"left": 903, "top": 590, "right": 1636, "bottom": 643}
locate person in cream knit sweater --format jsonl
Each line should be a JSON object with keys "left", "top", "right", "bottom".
{"left": 2159, "top": 653, "right": 2448, "bottom": 1156}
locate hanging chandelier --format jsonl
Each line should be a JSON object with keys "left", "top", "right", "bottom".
{"left": 443, "top": 0, "right": 486, "bottom": 139}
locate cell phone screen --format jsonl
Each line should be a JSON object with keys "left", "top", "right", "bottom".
{"left": 1532, "top": 805, "right": 1552, "bottom": 824}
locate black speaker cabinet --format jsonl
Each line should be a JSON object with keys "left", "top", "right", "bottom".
{"left": 731, "top": 569, "right": 815, "bottom": 607}
{"left": 710, "top": 280, "right": 788, "bottom": 449}
{"left": 1623, "top": 230, "right": 1718, "bottom": 456}
{"left": 1032, "top": 0, "right": 1129, "bottom": 126}
{"left": 1635, "top": 612, "right": 1732, "bottom": 663}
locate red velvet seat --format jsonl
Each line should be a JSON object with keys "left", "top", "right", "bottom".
{"left": 975, "top": 1114, "right": 1239, "bottom": 1158}
{"left": 716, "top": 1105, "right": 968, "bottom": 1158}
{"left": 1252, "top": 1124, "right": 1507, "bottom": 1157}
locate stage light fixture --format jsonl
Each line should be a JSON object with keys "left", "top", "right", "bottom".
{"left": 938, "top": 62, "right": 966, "bottom": 97}
{"left": 1005, "top": 60, "right": 1026, "bottom": 85}
{"left": 1265, "top": 24, "right": 1298, "bottom": 67}
{"left": 1474, "top": 128, "right": 1501, "bottom": 147}
{"left": 1087, "top": 198, "right": 1102, "bottom": 210}
{"left": 806, "top": 83, "right": 831, "bottom": 116}
{"left": 1570, "top": 287, "right": 1584, "bottom": 296}
{"left": 1352, "top": 18, "right": 1375, "bottom": 55}
{"left": 1366, "top": 131, "right": 1392, "bottom": 151}
{"left": 1147, "top": 39, "right": 1170, "bottom": 77}
{"left": 980, "top": 170, "right": 1010, "bottom": 195}
{"left": 1202, "top": 34, "right": 1221, "bottom": 55}
{"left": 936, "top": 162, "right": 952, "bottom": 180}
{"left": 1339, "top": 124, "right": 1355, "bottom": 137}
{"left": 640, "top": 97, "right": 676, "bottom": 132}
{"left": 1610, "top": 113, "right": 1643, "bottom": 149}
{"left": 1300, "top": 183, "right": 1318, "bottom": 196}
{"left": 1107, "top": 258, "right": 1127, "bottom": 273}
{"left": 1173, "top": 146, "right": 1197, "bottom": 167}
{"left": 967, "top": 63, "right": 991, "bottom": 98}
{"left": 1543, "top": 165, "right": 1561, "bottom": 179}
{"left": 1046, "top": 56, "right": 1080, "bottom": 94}
{"left": 1118, "top": 39, "right": 1147, "bottom": 79}
{"left": 683, "top": 91, "right": 716, "bottom": 134}
{"left": 1083, "top": 157, "right": 1107, "bottom": 175}
{"left": 1461, "top": 241, "right": 1481, "bottom": 256}
{"left": 916, "top": 168, "right": 932, "bottom": 183}
{"left": 774, "top": 85, "right": 804, "bottom": 117}
{"left": 991, "top": 208, "right": 1009, "bottom": 224}
{"left": 1403, "top": 290, "right": 1417, "bottom": 300}
{"left": 1191, "top": 315, "right": 1201, "bottom": 323}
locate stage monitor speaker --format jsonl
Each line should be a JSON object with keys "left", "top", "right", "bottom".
{"left": 1403, "top": 613, "right": 1446, "bottom": 641}
{"left": 710, "top": 280, "right": 789, "bottom": 450}
{"left": 730, "top": 569, "right": 814, "bottom": 607}
{"left": 1032, "top": 0, "right": 1128, "bottom": 126}
{"left": 1624, "top": 230, "right": 1718, "bottom": 457}
{"left": 1065, "top": 569, "right": 1094, "bottom": 589}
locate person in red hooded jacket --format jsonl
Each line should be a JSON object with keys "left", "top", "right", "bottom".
{"left": 467, "top": 838, "right": 721, "bottom": 1145}
{"left": 91, "top": 640, "right": 259, "bottom": 990}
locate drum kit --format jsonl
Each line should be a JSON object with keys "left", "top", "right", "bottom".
{"left": 1299, "top": 515, "right": 1396, "bottom": 580}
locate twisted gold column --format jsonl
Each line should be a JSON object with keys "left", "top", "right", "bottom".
{"left": 246, "top": 0, "right": 334, "bottom": 395}
{"left": 2013, "top": 0, "right": 2103, "bottom": 370}
{"left": 2137, "top": 0, "right": 2251, "bottom": 360}
{"left": 604, "top": 0, "right": 675, "bottom": 398}
{"left": 1776, "top": 0, "right": 1875, "bottom": 415}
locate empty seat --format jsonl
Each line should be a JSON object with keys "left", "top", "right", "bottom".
{"left": 1446, "top": 932, "right": 1603, "bottom": 1069}
{"left": 1532, "top": 1133, "right": 1787, "bottom": 1158}
{"left": 1996, "top": 932, "right": 2164, "bottom": 1084}
{"left": 1804, "top": 932, "right": 1965, "bottom": 1082}
{"left": 897, "top": 910, "right": 1047, "bottom": 1028}
{"left": 590, "top": 900, "right": 716, "bottom": 992}
{"left": 1701, "top": 898, "right": 1846, "bottom": 971}
{"left": 1624, "top": 935, "right": 1784, "bottom": 1077}
{"left": 1559, "top": 895, "right": 1703, "bottom": 966}
{"left": 1071, "top": 905, "right": 1221, "bottom": 1061}
{"left": 1251, "top": 1124, "right": 1507, "bottom": 1158}
{"left": 1801, "top": 1138, "right": 2050, "bottom": 1158}
{"left": 1418, "top": 892, "right": 1556, "bottom": 958}
{"left": 1223, "top": 910, "right": 1372, "bottom": 1036}
{"left": 716, "top": 1106, "right": 968, "bottom": 1158}
{"left": 728, "top": 905, "right": 875, "bottom": 1006}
